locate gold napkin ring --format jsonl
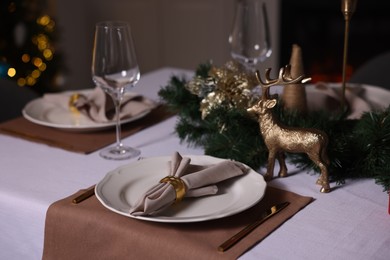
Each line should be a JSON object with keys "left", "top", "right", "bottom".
{"left": 69, "top": 93, "right": 81, "bottom": 114}
{"left": 160, "top": 176, "right": 186, "bottom": 203}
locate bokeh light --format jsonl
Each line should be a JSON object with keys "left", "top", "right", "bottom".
{"left": 7, "top": 68, "right": 16, "bottom": 77}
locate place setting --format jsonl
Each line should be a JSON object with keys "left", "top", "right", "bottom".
{"left": 0, "top": 21, "right": 172, "bottom": 155}
{"left": 43, "top": 151, "right": 314, "bottom": 260}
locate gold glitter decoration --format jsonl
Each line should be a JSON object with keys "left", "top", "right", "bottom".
{"left": 248, "top": 66, "right": 331, "bottom": 193}
{"left": 186, "top": 60, "right": 259, "bottom": 119}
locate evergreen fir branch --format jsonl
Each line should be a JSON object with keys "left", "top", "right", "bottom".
{"left": 195, "top": 61, "right": 212, "bottom": 78}
{"left": 373, "top": 164, "right": 390, "bottom": 192}
{"left": 353, "top": 107, "right": 390, "bottom": 190}
{"left": 158, "top": 75, "right": 202, "bottom": 120}
{"left": 202, "top": 107, "right": 268, "bottom": 169}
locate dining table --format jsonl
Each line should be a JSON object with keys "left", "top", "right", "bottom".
{"left": 0, "top": 67, "right": 389, "bottom": 260}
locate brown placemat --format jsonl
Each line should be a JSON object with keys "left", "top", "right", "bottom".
{"left": 0, "top": 105, "right": 173, "bottom": 154}
{"left": 42, "top": 186, "right": 313, "bottom": 260}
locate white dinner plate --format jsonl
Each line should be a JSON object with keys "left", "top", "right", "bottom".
{"left": 22, "top": 89, "right": 152, "bottom": 132}
{"left": 95, "top": 155, "right": 266, "bottom": 223}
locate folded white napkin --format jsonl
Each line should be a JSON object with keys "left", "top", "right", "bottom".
{"left": 43, "top": 87, "right": 156, "bottom": 123}
{"left": 129, "top": 152, "right": 248, "bottom": 216}
{"left": 307, "top": 83, "right": 371, "bottom": 119}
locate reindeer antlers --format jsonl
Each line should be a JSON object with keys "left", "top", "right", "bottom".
{"left": 255, "top": 65, "right": 311, "bottom": 99}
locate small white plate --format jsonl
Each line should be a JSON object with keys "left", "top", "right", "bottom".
{"left": 22, "top": 89, "right": 152, "bottom": 132}
{"left": 95, "top": 155, "right": 266, "bottom": 223}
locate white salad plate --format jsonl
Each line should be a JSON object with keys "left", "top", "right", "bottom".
{"left": 22, "top": 89, "right": 152, "bottom": 131}
{"left": 95, "top": 155, "right": 266, "bottom": 223}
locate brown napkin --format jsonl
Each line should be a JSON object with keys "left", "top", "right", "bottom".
{"left": 130, "top": 152, "right": 248, "bottom": 216}
{"left": 42, "top": 186, "right": 313, "bottom": 260}
{"left": 43, "top": 87, "right": 157, "bottom": 122}
{"left": 0, "top": 105, "right": 173, "bottom": 154}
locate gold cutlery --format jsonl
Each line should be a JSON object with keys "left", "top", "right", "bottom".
{"left": 218, "top": 201, "right": 290, "bottom": 252}
{"left": 72, "top": 185, "right": 95, "bottom": 204}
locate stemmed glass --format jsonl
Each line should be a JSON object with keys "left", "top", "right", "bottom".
{"left": 92, "top": 21, "right": 141, "bottom": 160}
{"left": 229, "top": 0, "right": 272, "bottom": 72}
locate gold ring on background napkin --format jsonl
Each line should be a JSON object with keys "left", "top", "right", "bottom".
{"left": 69, "top": 93, "right": 81, "bottom": 114}
{"left": 159, "top": 176, "right": 186, "bottom": 203}
{"left": 69, "top": 93, "right": 87, "bottom": 114}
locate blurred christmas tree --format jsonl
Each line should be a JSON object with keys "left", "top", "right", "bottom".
{"left": 0, "top": 0, "right": 65, "bottom": 95}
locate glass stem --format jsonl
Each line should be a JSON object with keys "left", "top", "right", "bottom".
{"left": 113, "top": 94, "right": 123, "bottom": 149}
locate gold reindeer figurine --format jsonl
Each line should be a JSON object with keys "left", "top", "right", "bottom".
{"left": 248, "top": 65, "right": 331, "bottom": 193}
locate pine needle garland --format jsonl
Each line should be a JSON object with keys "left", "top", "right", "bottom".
{"left": 353, "top": 108, "right": 390, "bottom": 191}
{"left": 158, "top": 63, "right": 390, "bottom": 193}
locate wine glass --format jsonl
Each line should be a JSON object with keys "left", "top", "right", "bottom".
{"left": 92, "top": 21, "right": 141, "bottom": 160}
{"left": 229, "top": 0, "right": 272, "bottom": 72}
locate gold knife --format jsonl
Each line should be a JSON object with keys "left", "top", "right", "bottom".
{"left": 218, "top": 201, "right": 290, "bottom": 252}
{"left": 72, "top": 185, "right": 95, "bottom": 204}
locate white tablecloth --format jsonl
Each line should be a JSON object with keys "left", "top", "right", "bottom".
{"left": 0, "top": 68, "right": 389, "bottom": 260}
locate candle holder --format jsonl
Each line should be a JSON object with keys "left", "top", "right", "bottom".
{"left": 340, "top": 0, "right": 358, "bottom": 109}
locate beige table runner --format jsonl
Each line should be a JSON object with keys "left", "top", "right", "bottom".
{"left": 42, "top": 186, "right": 313, "bottom": 260}
{"left": 0, "top": 105, "right": 173, "bottom": 154}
